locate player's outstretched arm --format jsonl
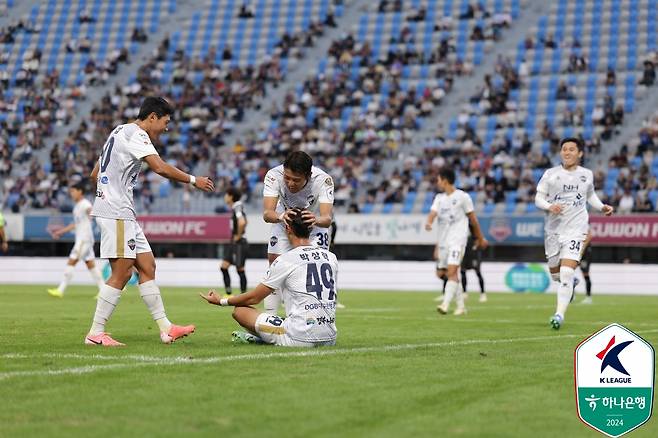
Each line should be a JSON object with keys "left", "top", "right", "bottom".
{"left": 200, "top": 283, "right": 273, "bottom": 307}
{"left": 143, "top": 154, "right": 214, "bottom": 192}
{"left": 51, "top": 222, "right": 75, "bottom": 239}
{"left": 467, "top": 212, "right": 489, "bottom": 249}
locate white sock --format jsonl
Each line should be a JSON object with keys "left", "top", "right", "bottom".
{"left": 556, "top": 266, "right": 575, "bottom": 317}
{"left": 57, "top": 265, "right": 75, "bottom": 293}
{"left": 455, "top": 282, "right": 465, "bottom": 310}
{"left": 551, "top": 271, "right": 560, "bottom": 282}
{"left": 443, "top": 281, "right": 458, "bottom": 308}
{"left": 264, "top": 291, "right": 282, "bottom": 314}
{"left": 89, "top": 284, "right": 121, "bottom": 335}
{"left": 88, "top": 265, "right": 105, "bottom": 290}
{"left": 138, "top": 280, "right": 172, "bottom": 333}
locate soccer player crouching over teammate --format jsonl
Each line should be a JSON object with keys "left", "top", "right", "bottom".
{"left": 425, "top": 168, "right": 488, "bottom": 315}
{"left": 200, "top": 208, "right": 338, "bottom": 347}
{"left": 262, "top": 150, "right": 343, "bottom": 313}
{"left": 85, "top": 97, "right": 215, "bottom": 346}
{"left": 534, "top": 137, "right": 613, "bottom": 330}
{"left": 48, "top": 182, "right": 105, "bottom": 298}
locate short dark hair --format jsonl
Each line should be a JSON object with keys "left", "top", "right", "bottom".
{"left": 137, "top": 97, "right": 174, "bottom": 120}
{"left": 438, "top": 168, "right": 456, "bottom": 185}
{"left": 285, "top": 208, "right": 311, "bottom": 239}
{"left": 226, "top": 187, "right": 242, "bottom": 202}
{"left": 283, "top": 151, "right": 312, "bottom": 178}
{"left": 559, "top": 137, "right": 584, "bottom": 152}
{"left": 70, "top": 182, "right": 86, "bottom": 193}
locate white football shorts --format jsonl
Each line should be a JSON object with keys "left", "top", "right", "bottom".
{"left": 96, "top": 217, "right": 152, "bottom": 259}
{"left": 544, "top": 233, "right": 587, "bottom": 267}
{"left": 254, "top": 313, "right": 336, "bottom": 347}
{"left": 436, "top": 243, "right": 466, "bottom": 270}
{"left": 268, "top": 223, "right": 330, "bottom": 255}
{"left": 68, "top": 239, "right": 95, "bottom": 262}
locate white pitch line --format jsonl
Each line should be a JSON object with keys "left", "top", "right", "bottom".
{"left": 3, "top": 329, "right": 658, "bottom": 381}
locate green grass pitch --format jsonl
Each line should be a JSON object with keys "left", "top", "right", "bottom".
{"left": 1, "top": 285, "right": 656, "bottom": 437}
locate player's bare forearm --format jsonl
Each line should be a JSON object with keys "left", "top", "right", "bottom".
{"left": 90, "top": 162, "right": 99, "bottom": 180}
{"left": 314, "top": 203, "right": 333, "bottom": 228}
{"left": 56, "top": 223, "right": 76, "bottom": 236}
{"left": 201, "top": 284, "right": 272, "bottom": 307}
{"left": 468, "top": 213, "right": 488, "bottom": 246}
{"left": 155, "top": 161, "right": 192, "bottom": 183}
{"left": 263, "top": 197, "right": 282, "bottom": 223}
{"left": 425, "top": 211, "right": 437, "bottom": 230}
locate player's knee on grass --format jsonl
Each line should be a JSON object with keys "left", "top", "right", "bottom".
{"left": 232, "top": 306, "right": 259, "bottom": 332}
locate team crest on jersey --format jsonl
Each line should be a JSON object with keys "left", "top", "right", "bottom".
{"left": 452, "top": 200, "right": 457, "bottom": 205}
{"left": 127, "top": 239, "right": 136, "bottom": 250}
{"left": 100, "top": 176, "right": 109, "bottom": 184}
{"left": 270, "top": 236, "right": 278, "bottom": 247}
{"left": 325, "top": 177, "right": 333, "bottom": 186}
{"left": 580, "top": 175, "right": 587, "bottom": 182}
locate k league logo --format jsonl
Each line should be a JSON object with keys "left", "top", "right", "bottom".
{"left": 575, "top": 323, "right": 655, "bottom": 437}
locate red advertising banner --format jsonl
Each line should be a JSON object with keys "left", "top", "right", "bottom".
{"left": 590, "top": 215, "right": 658, "bottom": 245}
{"left": 137, "top": 215, "right": 232, "bottom": 242}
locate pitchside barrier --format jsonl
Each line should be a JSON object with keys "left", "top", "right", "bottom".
{"left": 0, "top": 257, "right": 656, "bottom": 295}
{"left": 4, "top": 213, "right": 658, "bottom": 246}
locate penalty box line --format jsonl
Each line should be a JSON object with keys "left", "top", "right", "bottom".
{"left": 2, "top": 329, "right": 658, "bottom": 381}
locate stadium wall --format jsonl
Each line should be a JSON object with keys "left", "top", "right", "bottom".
{"left": 6, "top": 213, "right": 658, "bottom": 246}
{"left": 0, "top": 257, "right": 655, "bottom": 295}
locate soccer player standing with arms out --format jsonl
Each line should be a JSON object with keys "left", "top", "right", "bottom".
{"left": 85, "top": 97, "right": 214, "bottom": 346}
{"left": 261, "top": 151, "right": 339, "bottom": 314}
{"left": 220, "top": 187, "right": 248, "bottom": 295}
{"left": 534, "top": 138, "right": 613, "bottom": 329}
{"left": 48, "top": 182, "right": 105, "bottom": 298}
{"left": 425, "top": 168, "right": 488, "bottom": 315}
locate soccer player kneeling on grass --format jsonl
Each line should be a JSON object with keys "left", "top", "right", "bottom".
{"left": 200, "top": 208, "right": 338, "bottom": 347}
{"left": 534, "top": 138, "right": 613, "bottom": 330}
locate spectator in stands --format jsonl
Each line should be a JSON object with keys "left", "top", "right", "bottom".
{"left": 78, "top": 7, "right": 95, "bottom": 23}
{"left": 543, "top": 33, "right": 557, "bottom": 49}
{"left": 640, "top": 60, "right": 656, "bottom": 86}
{"left": 555, "top": 81, "right": 573, "bottom": 100}
{"left": 606, "top": 68, "right": 616, "bottom": 86}
{"left": 238, "top": 2, "right": 255, "bottom": 19}
{"left": 618, "top": 188, "right": 635, "bottom": 213}
{"left": 635, "top": 191, "right": 654, "bottom": 212}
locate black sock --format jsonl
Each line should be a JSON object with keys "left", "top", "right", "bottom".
{"left": 441, "top": 277, "right": 447, "bottom": 293}
{"left": 585, "top": 276, "right": 591, "bottom": 296}
{"left": 476, "top": 270, "right": 485, "bottom": 294}
{"left": 238, "top": 270, "right": 247, "bottom": 294}
{"left": 461, "top": 270, "right": 467, "bottom": 293}
{"left": 221, "top": 268, "right": 232, "bottom": 294}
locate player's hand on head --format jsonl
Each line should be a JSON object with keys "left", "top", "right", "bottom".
{"left": 199, "top": 289, "right": 221, "bottom": 305}
{"left": 194, "top": 176, "right": 215, "bottom": 192}
{"left": 301, "top": 209, "right": 316, "bottom": 227}
{"left": 602, "top": 204, "right": 614, "bottom": 216}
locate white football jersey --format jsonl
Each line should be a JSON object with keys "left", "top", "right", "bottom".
{"left": 536, "top": 165, "right": 594, "bottom": 236}
{"left": 262, "top": 164, "right": 334, "bottom": 215}
{"left": 262, "top": 245, "right": 338, "bottom": 343}
{"left": 91, "top": 123, "right": 159, "bottom": 220}
{"left": 430, "top": 189, "right": 474, "bottom": 247}
{"left": 73, "top": 198, "right": 94, "bottom": 242}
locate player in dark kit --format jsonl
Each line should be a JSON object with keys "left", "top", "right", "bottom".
{"left": 460, "top": 224, "right": 487, "bottom": 302}
{"left": 221, "top": 187, "right": 248, "bottom": 295}
{"left": 579, "top": 231, "right": 593, "bottom": 304}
